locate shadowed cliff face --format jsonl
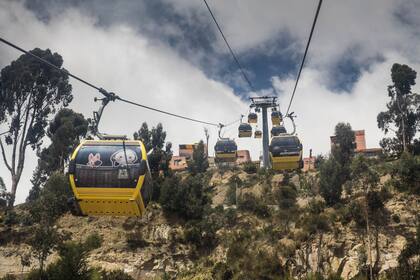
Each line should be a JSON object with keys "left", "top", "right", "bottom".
{"left": 0, "top": 168, "right": 419, "bottom": 279}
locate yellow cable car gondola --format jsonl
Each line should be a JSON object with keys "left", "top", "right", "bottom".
{"left": 68, "top": 139, "right": 152, "bottom": 217}
{"left": 271, "top": 111, "right": 282, "bottom": 126}
{"left": 214, "top": 138, "right": 238, "bottom": 164}
{"left": 269, "top": 135, "right": 303, "bottom": 171}
{"left": 238, "top": 123, "right": 252, "bottom": 137}
{"left": 248, "top": 112, "right": 258, "bottom": 124}
{"left": 254, "top": 129, "right": 262, "bottom": 138}
{"left": 271, "top": 125, "right": 287, "bottom": 137}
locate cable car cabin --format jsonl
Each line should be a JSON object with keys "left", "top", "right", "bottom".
{"left": 248, "top": 113, "right": 258, "bottom": 124}
{"left": 254, "top": 130, "right": 262, "bottom": 138}
{"left": 269, "top": 135, "right": 303, "bottom": 171}
{"left": 238, "top": 123, "right": 252, "bottom": 138}
{"left": 271, "top": 111, "right": 282, "bottom": 126}
{"left": 271, "top": 125, "right": 287, "bottom": 137}
{"left": 214, "top": 139, "right": 238, "bottom": 163}
{"left": 68, "top": 140, "right": 152, "bottom": 217}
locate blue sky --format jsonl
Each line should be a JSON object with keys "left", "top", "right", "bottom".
{"left": 0, "top": 0, "right": 420, "bottom": 203}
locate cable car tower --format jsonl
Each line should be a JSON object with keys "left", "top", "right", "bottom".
{"left": 249, "top": 96, "right": 279, "bottom": 168}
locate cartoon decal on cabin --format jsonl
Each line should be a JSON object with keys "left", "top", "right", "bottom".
{"left": 110, "top": 149, "right": 138, "bottom": 167}
{"left": 87, "top": 153, "right": 102, "bottom": 167}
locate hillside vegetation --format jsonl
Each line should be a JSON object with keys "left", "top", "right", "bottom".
{"left": 1, "top": 153, "right": 419, "bottom": 279}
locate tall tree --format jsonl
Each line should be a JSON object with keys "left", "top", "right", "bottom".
{"left": 0, "top": 48, "right": 72, "bottom": 206}
{"left": 319, "top": 157, "right": 345, "bottom": 206}
{"left": 42, "top": 108, "right": 88, "bottom": 172}
{"left": 188, "top": 140, "right": 209, "bottom": 175}
{"left": 350, "top": 154, "right": 389, "bottom": 279}
{"left": 0, "top": 176, "right": 8, "bottom": 209}
{"left": 29, "top": 108, "right": 88, "bottom": 198}
{"left": 377, "top": 63, "right": 420, "bottom": 155}
{"left": 133, "top": 122, "right": 172, "bottom": 178}
{"left": 332, "top": 122, "right": 355, "bottom": 168}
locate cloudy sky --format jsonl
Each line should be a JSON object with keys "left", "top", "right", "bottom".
{"left": 0, "top": 0, "right": 419, "bottom": 203}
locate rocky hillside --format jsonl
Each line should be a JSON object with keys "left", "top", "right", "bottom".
{"left": 1, "top": 168, "right": 419, "bottom": 279}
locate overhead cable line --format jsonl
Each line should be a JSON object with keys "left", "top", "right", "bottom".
{"left": 0, "top": 37, "right": 220, "bottom": 127}
{"left": 203, "top": 0, "right": 255, "bottom": 92}
{"left": 285, "top": 0, "right": 323, "bottom": 115}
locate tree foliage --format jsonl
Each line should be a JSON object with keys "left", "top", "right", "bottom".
{"left": 377, "top": 63, "right": 420, "bottom": 155}
{"left": 331, "top": 122, "right": 355, "bottom": 168}
{"left": 319, "top": 157, "right": 345, "bottom": 206}
{"left": 28, "top": 109, "right": 88, "bottom": 202}
{"left": 0, "top": 48, "right": 73, "bottom": 206}
{"left": 133, "top": 122, "right": 172, "bottom": 178}
{"left": 45, "top": 233, "right": 102, "bottom": 280}
{"left": 391, "top": 152, "right": 420, "bottom": 194}
{"left": 187, "top": 140, "right": 208, "bottom": 175}
{"left": 159, "top": 174, "right": 209, "bottom": 220}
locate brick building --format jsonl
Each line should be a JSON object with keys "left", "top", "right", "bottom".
{"left": 236, "top": 150, "right": 251, "bottom": 164}
{"left": 330, "top": 129, "right": 382, "bottom": 158}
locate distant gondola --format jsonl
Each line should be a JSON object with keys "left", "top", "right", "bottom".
{"left": 271, "top": 125, "right": 287, "bottom": 137}
{"left": 238, "top": 123, "right": 253, "bottom": 137}
{"left": 214, "top": 138, "right": 238, "bottom": 164}
{"left": 68, "top": 139, "right": 152, "bottom": 217}
{"left": 271, "top": 111, "right": 282, "bottom": 126}
{"left": 269, "top": 135, "right": 303, "bottom": 171}
{"left": 248, "top": 112, "right": 258, "bottom": 124}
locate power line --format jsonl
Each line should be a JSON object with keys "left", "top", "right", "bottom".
{"left": 203, "top": 0, "right": 255, "bottom": 92}
{"left": 285, "top": 0, "right": 323, "bottom": 115}
{"left": 117, "top": 97, "right": 219, "bottom": 127}
{"left": 0, "top": 37, "right": 220, "bottom": 127}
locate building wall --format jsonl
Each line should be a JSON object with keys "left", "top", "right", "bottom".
{"left": 236, "top": 150, "right": 251, "bottom": 164}
{"left": 303, "top": 157, "right": 316, "bottom": 172}
{"left": 330, "top": 130, "right": 366, "bottom": 151}
{"left": 179, "top": 144, "right": 208, "bottom": 159}
{"left": 169, "top": 156, "right": 188, "bottom": 171}
{"left": 354, "top": 130, "right": 366, "bottom": 151}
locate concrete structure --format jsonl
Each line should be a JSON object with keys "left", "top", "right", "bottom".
{"left": 178, "top": 143, "right": 207, "bottom": 159}
{"left": 169, "top": 156, "right": 188, "bottom": 171}
{"left": 303, "top": 156, "right": 316, "bottom": 172}
{"left": 249, "top": 96, "right": 279, "bottom": 168}
{"left": 330, "top": 129, "right": 382, "bottom": 158}
{"left": 236, "top": 150, "right": 251, "bottom": 165}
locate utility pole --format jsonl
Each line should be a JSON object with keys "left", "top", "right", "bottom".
{"left": 261, "top": 106, "right": 270, "bottom": 168}
{"left": 249, "top": 96, "right": 279, "bottom": 168}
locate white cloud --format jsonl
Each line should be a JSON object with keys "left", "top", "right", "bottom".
{"left": 274, "top": 51, "right": 420, "bottom": 157}
{"left": 0, "top": 1, "right": 253, "bottom": 203}
{"left": 0, "top": 1, "right": 419, "bottom": 204}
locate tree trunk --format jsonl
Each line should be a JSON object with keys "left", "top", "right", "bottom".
{"left": 316, "top": 233, "right": 323, "bottom": 273}
{"left": 373, "top": 227, "right": 381, "bottom": 277}
{"left": 8, "top": 175, "right": 19, "bottom": 207}
{"left": 365, "top": 198, "right": 373, "bottom": 280}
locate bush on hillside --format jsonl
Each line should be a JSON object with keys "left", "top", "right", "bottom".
{"left": 159, "top": 174, "right": 209, "bottom": 220}
{"left": 243, "top": 162, "right": 257, "bottom": 174}
{"left": 392, "top": 152, "right": 420, "bottom": 194}
{"left": 237, "top": 193, "right": 270, "bottom": 218}
{"left": 319, "top": 157, "right": 345, "bottom": 206}
{"left": 99, "top": 270, "right": 134, "bottom": 280}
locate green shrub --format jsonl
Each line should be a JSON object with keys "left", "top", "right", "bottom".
{"left": 243, "top": 162, "right": 257, "bottom": 174}
{"left": 3, "top": 210, "right": 18, "bottom": 226}
{"left": 84, "top": 232, "right": 103, "bottom": 250}
{"left": 392, "top": 214, "right": 400, "bottom": 224}
{"left": 0, "top": 274, "right": 17, "bottom": 280}
{"left": 159, "top": 175, "right": 209, "bottom": 220}
{"left": 126, "top": 229, "right": 148, "bottom": 249}
{"left": 237, "top": 193, "right": 270, "bottom": 218}
{"left": 393, "top": 152, "right": 420, "bottom": 194}
{"left": 100, "top": 270, "right": 134, "bottom": 280}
